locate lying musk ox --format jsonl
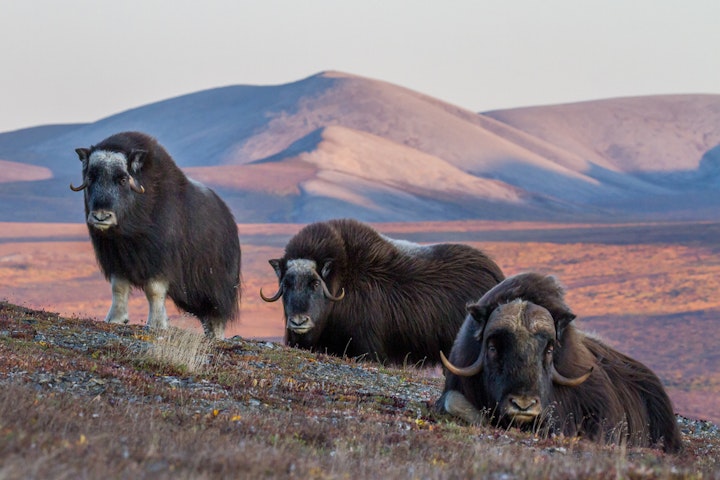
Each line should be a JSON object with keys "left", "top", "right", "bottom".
{"left": 436, "top": 272, "right": 682, "bottom": 452}
{"left": 70, "top": 131, "right": 241, "bottom": 338}
{"left": 260, "top": 218, "right": 505, "bottom": 365}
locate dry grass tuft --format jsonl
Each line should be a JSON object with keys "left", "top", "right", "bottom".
{"left": 143, "top": 326, "right": 213, "bottom": 374}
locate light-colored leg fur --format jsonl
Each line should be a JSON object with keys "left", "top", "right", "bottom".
{"left": 202, "top": 316, "right": 225, "bottom": 340}
{"left": 105, "top": 276, "right": 131, "bottom": 324}
{"left": 444, "top": 390, "right": 486, "bottom": 425}
{"left": 144, "top": 278, "right": 169, "bottom": 330}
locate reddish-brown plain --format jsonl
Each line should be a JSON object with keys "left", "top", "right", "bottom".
{"left": 1, "top": 220, "right": 718, "bottom": 423}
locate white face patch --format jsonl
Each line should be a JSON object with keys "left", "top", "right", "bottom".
{"left": 89, "top": 150, "right": 128, "bottom": 172}
{"left": 286, "top": 259, "right": 318, "bottom": 275}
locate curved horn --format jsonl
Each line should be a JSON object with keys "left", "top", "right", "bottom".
{"left": 129, "top": 176, "right": 145, "bottom": 194}
{"left": 69, "top": 181, "right": 87, "bottom": 192}
{"left": 440, "top": 350, "right": 483, "bottom": 377}
{"left": 319, "top": 278, "right": 345, "bottom": 301}
{"left": 260, "top": 285, "right": 284, "bottom": 302}
{"left": 551, "top": 364, "right": 593, "bottom": 387}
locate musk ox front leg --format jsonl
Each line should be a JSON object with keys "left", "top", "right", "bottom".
{"left": 144, "top": 278, "right": 169, "bottom": 330}
{"left": 105, "top": 276, "right": 131, "bottom": 324}
{"left": 437, "top": 390, "right": 486, "bottom": 425}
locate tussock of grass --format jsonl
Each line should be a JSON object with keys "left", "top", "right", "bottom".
{"left": 143, "top": 326, "right": 213, "bottom": 374}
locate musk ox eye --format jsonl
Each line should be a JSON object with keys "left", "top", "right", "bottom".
{"left": 544, "top": 343, "right": 554, "bottom": 359}
{"left": 119, "top": 177, "right": 128, "bottom": 186}
{"left": 486, "top": 340, "right": 498, "bottom": 359}
{"left": 311, "top": 279, "right": 321, "bottom": 290}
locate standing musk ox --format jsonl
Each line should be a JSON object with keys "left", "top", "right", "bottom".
{"left": 436, "top": 272, "right": 682, "bottom": 452}
{"left": 70, "top": 131, "right": 241, "bottom": 338}
{"left": 260, "top": 219, "right": 505, "bottom": 365}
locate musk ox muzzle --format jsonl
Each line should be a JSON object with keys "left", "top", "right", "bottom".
{"left": 502, "top": 394, "right": 542, "bottom": 424}
{"left": 87, "top": 209, "right": 118, "bottom": 230}
{"left": 287, "top": 314, "right": 314, "bottom": 334}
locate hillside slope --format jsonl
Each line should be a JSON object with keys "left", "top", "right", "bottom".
{"left": 0, "top": 301, "right": 717, "bottom": 478}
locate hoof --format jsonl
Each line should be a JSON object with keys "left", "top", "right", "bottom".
{"left": 107, "top": 317, "right": 130, "bottom": 325}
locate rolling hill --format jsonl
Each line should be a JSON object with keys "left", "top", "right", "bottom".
{"left": 1, "top": 71, "right": 719, "bottom": 223}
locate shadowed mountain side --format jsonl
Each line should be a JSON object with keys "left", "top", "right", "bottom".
{"left": 699, "top": 144, "right": 720, "bottom": 180}
{"left": 0, "top": 124, "right": 83, "bottom": 159}
{"left": 0, "top": 179, "right": 81, "bottom": 223}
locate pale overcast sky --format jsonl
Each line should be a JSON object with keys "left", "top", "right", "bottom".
{"left": 1, "top": 0, "right": 718, "bottom": 133}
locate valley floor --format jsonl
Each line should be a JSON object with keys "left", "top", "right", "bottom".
{"left": 1, "top": 220, "right": 719, "bottom": 423}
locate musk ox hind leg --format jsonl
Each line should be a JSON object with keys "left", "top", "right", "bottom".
{"left": 201, "top": 316, "right": 225, "bottom": 340}
{"left": 144, "top": 278, "right": 170, "bottom": 330}
{"left": 437, "top": 390, "right": 487, "bottom": 425}
{"left": 105, "top": 276, "right": 131, "bottom": 324}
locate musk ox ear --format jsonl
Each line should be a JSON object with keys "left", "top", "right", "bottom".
{"left": 320, "top": 260, "right": 333, "bottom": 279}
{"left": 269, "top": 259, "right": 283, "bottom": 279}
{"left": 466, "top": 302, "right": 492, "bottom": 330}
{"left": 128, "top": 149, "right": 147, "bottom": 174}
{"left": 554, "top": 311, "right": 576, "bottom": 342}
{"left": 75, "top": 148, "right": 90, "bottom": 162}
{"left": 535, "top": 275, "right": 576, "bottom": 340}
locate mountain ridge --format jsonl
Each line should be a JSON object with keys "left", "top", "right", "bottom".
{"left": 1, "top": 71, "right": 719, "bottom": 223}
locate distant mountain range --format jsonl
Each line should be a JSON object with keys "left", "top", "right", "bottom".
{"left": 1, "top": 71, "right": 719, "bottom": 223}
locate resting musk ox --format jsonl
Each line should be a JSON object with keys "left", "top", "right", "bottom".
{"left": 70, "top": 131, "right": 241, "bottom": 338}
{"left": 436, "top": 272, "right": 682, "bottom": 452}
{"left": 260, "top": 218, "right": 505, "bottom": 365}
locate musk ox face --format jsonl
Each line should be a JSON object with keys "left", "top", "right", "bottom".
{"left": 478, "top": 301, "right": 557, "bottom": 425}
{"left": 262, "top": 258, "right": 345, "bottom": 344}
{"left": 72, "top": 148, "right": 146, "bottom": 231}
{"left": 442, "top": 300, "right": 591, "bottom": 427}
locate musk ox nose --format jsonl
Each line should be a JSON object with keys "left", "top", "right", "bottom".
{"left": 88, "top": 210, "right": 117, "bottom": 229}
{"left": 505, "top": 395, "right": 542, "bottom": 422}
{"left": 287, "top": 315, "right": 313, "bottom": 334}
{"left": 509, "top": 395, "right": 539, "bottom": 412}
